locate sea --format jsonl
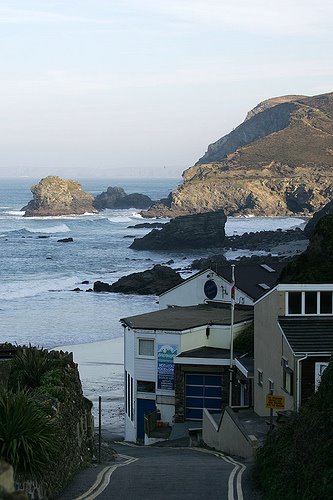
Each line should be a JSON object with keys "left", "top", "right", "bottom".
{"left": 0, "top": 177, "right": 306, "bottom": 349}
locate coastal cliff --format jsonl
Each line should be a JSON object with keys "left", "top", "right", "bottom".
{"left": 145, "top": 91, "right": 333, "bottom": 217}
{"left": 23, "top": 176, "right": 96, "bottom": 217}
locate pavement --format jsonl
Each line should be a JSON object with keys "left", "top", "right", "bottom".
{"left": 58, "top": 432, "right": 261, "bottom": 500}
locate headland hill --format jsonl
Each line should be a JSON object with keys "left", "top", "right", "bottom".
{"left": 20, "top": 91, "right": 333, "bottom": 277}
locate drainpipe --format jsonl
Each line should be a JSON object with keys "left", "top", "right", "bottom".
{"left": 296, "top": 354, "right": 308, "bottom": 411}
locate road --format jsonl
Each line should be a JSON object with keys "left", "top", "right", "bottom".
{"left": 72, "top": 442, "right": 253, "bottom": 500}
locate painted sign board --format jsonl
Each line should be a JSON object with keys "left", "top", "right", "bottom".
{"left": 157, "top": 344, "right": 177, "bottom": 391}
{"left": 265, "top": 394, "right": 285, "bottom": 409}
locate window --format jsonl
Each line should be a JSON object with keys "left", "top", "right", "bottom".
{"left": 288, "top": 292, "right": 302, "bottom": 314}
{"left": 137, "top": 380, "right": 155, "bottom": 393}
{"left": 287, "top": 290, "right": 333, "bottom": 316}
{"left": 257, "top": 369, "right": 263, "bottom": 387}
{"left": 138, "top": 339, "right": 154, "bottom": 357}
{"left": 320, "top": 291, "right": 333, "bottom": 314}
{"left": 268, "top": 379, "right": 274, "bottom": 392}
{"left": 305, "top": 292, "right": 317, "bottom": 314}
{"left": 282, "top": 359, "right": 293, "bottom": 394}
{"left": 125, "top": 371, "right": 134, "bottom": 421}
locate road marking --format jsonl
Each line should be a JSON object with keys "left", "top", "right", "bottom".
{"left": 191, "top": 447, "right": 246, "bottom": 500}
{"left": 221, "top": 455, "right": 246, "bottom": 500}
{"left": 74, "top": 453, "right": 138, "bottom": 500}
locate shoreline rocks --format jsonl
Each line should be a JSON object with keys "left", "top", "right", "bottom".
{"left": 93, "top": 186, "right": 153, "bottom": 210}
{"left": 130, "top": 210, "right": 227, "bottom": 250}
{"left": 93, "top": 265, "right": 183, "bottom": 295}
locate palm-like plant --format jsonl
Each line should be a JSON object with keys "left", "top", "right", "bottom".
{"left": 8, "top": 348, "right": 56, "bottom": 390}
{"left": 0, "top": 389, "right": 59, "bottom": 478}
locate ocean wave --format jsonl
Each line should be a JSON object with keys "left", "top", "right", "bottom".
{"left": 3, "top": 210, "right": 24, "bottom": 216}
{"left": 25, "top": 223, "right": 71, "bottom": 234}
{"left": 0, "top": 275, "right": 79, "bottom": 300}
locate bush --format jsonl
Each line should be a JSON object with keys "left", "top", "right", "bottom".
{"left": 0, "top": 389, "right": 59, "bottom": 479}
{"left": 256, "top": 359, "right": 333, "bottom": 499}
{"left": 8, "top": 348, "right": 57, "bottom": 390}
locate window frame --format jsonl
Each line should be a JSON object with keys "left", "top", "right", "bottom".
{"left": 137, "top": 338, "right": 155, "bottom": 358}
{"left": 282, "top": 358, "right": 293, "bottom": 395}
{"left": 257, "top": 369, "right": 263, "bottom": 387}
{"left": 286, "top": 291, "right": 333, "bottom": 316}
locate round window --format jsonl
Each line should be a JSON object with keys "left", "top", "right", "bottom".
{"left": 204, "top": 280, "right": 218, "bottom": 299}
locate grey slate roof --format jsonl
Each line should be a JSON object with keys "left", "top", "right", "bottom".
{"left": 159, "top": 262, "right": 287, "bottom": 301}
{"left": 214, "top": 263, "right": 287, "bottom": 301}
{"left": 279, "top": 317, "right": 333, "bottom": 353}
{"left": 121, "top": 303, "right": 253, "bottom": 331}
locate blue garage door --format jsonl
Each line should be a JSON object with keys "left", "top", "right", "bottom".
{"left": 136, "top": 398, "right": 156, "bottom": 440}
{"left": 185, "top": 374, "right": 222, "bottom": 421}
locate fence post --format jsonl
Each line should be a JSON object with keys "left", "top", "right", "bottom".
{"left": 98, "top": 396, "right": 102, "bottom": 463}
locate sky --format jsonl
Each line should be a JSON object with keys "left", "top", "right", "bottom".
{"left": 0, "top": 0, "right": 332, "bottom": 179}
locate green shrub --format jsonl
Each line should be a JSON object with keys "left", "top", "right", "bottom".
{"left": 0, "top": 389, "right": 59, "bottom": 479}
{"left": 256, "top": 359, "right": 333, "bottom": 499}
{"left": 8, "top": 348, "right": 56, "bottom": 390}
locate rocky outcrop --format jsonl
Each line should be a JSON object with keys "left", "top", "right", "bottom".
{"left": 144, "top": 92, "right": 333, "bottom": 217}
{"left": 94, "top": 265, "right": 183, "bottom": 295}
{"left": 130, "top": 210, "right": 227, "bottom": 250}
{"left": 22, "top": 176, "right": 96, "bottom": 217}
{"left": 93, "top": 186, "right": 152, "bottom": 210}
{"left": 304, "top": 199, "right": 333, "bottom": 237}
{"left": 279, "top": 215, "right": 333, "bottom": 283}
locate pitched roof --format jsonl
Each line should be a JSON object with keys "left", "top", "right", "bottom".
{"left": 279, "top": 317, "right": 333, "bottom": 353}
{"left": 121, "top": 303, "right": 253, "bottom": 331}
{"left": 215, "top": 263, "right": 287, "bottom": 301}
{"left": 159, "top": 262, "right": 287, "bottom": 301}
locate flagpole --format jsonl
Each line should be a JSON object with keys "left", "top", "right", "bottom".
{"left": 228, "top": 264, "right": 235, "bottom": 407}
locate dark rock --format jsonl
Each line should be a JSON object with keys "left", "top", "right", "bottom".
{"left": 22, "top": 176, "right": 96, "bottom": 217}
{"left": 130, "top": 210, "right": 227, "bottom": 250}
{"left": 81, "top": 280, "right": 90, "bottom": 285}
{"left": 225, "top": 227, "right": 308, "bottom": 251}
{"left": 280, "top": 215, "right": 333, "bottom": 283}
{"left": 93, "top": 186, "right": 153, "bottom": 210}
{"left": 93, "top": 186, "right": 126, "bottom": 210}
{"left": 114, "top": 193, "right": 152, "bottom": 209}
{"left": 304, "top": 199, "right": 333, "bottom": 237}
{"left": 165, "top": 259, "right": 174, "bottom": 265}
{"left": 93, "top": 265, "right": 183, "bottom": 295}
{"left": 127, "top": 222, "right": 166, "bottom": 229}
{"left": 93, "top": 281, "right": 113, "bottom": 292}
{"left": 72, "top": 288, "right": 82, "bottom": 292}
{"left": 57, "top": 237, "right": 74, "bottom": 243}
{"left": 38, "top": 235, "right": 50, "bottom": 239}
{"left": 86, "top": 288, "right": 93, "bottom": 292}
{"left": 123, "top": 235, "right": 136, "bottom": 238}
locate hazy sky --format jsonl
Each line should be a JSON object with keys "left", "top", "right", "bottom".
{"left": 0, "top": 0, "right": 332, "bottom": 179}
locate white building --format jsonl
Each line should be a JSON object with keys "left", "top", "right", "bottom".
{"left": 159, "top": 264, "right": 286, "bottom": 309}
{"left": 122, "top": 303, "right": 253, "bottom": 442}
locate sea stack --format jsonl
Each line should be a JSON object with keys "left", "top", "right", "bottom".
{"left": 22, "top": 176, "right": 97, "bottom": 217}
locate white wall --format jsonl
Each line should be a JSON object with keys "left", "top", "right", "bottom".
{"left": 180, "top": 322, "right": 252, "bottom": 353}
{"left": 159, "top": 270, "right": 253, "bottom": 309}
{"left": 124, "top": 414, "right": 136, "bottom": 442}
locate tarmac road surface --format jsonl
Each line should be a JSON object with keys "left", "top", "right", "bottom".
{"left": 61, "top": 442, "right": 257, "bottom": 500}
